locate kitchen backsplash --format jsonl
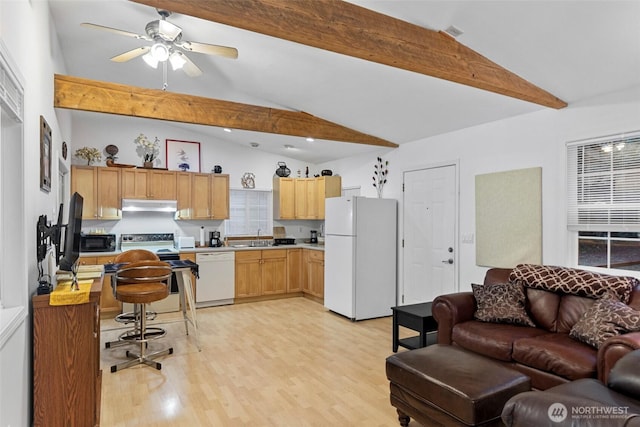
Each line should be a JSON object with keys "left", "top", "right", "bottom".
{"left": 83, "top": 212, "right": 323, "bottom": 246}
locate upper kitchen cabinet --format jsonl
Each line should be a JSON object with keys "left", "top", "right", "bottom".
{"left": 273, "top": 176, "right": 341, "bottom": 220}
{"left": 71, "top": 165, "right": 121, "bottom": 220}
{"left": 191, "top": 173, "right": 230, "bottom": 220}
{"left": 176, "top": 172, "right": 192, "bottom": 220}
{"left": 121, "top": 168, "right": 177, "bottom": 200}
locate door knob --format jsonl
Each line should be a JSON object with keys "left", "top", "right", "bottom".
{"left": 442, "top": 258, "right": 454, "bottom": 264}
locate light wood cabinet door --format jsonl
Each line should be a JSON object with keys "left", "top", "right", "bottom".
{"left": 306, "top": 178, "right": 319, "bottom": 219}
{"left": 211, "top": 174, "right": 229, "bottom": 219}
{"left": 262, "top": 249, "right": 287, "bottom": 295}
{"left": 235, "top": 251, "right": 262, "bottom": 297}
{"left": 97, "top": 167, "right": 121, "bottom": 219}
{"left": 149, "top": 170, "right": 177, "bottom": 200}
{"left": 176, "top": 172, "right": 192, "bottom": 219}
{"left": 316, "top": 176, "right": 342, "bottom": 219}
{"left": 287, "top": 248, "right": 303, "bottom": 292}
{"left": 121, "top": 168, "right": 149, "bottom": 199}
{"left": 274, "top": 177, "right": 295, "bottom": 219}
{"left": 71, "top": 166, "right": 98, "bottom": 220}
{"left": 95, "top": 254, "right": 119, "bottom": 317}
{"left": 294, "top": 179, "right": 311, "bottom": 219}
{"left": 191, "top": 173, "right": 211, "bottom": 219}
{"left": 307, "top": 250, "right": 325, "bottom": 299}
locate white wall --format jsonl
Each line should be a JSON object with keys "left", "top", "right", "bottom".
{"left": 0, "top": 1, "right": 70, "bottom": 425}
{"left": 320, "top": 86, "right": 640, "bottom": 295}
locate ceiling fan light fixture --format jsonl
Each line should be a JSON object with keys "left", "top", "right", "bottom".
{"left": 169, "top": 51, "right": 187, "bottom": 70}
{"left": 150, "top": 42, "right": 170, "bottom": 61}
{"left": 142, "top": 52, "right": 159, "bottom": 68}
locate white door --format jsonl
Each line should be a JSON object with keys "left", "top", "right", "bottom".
{"left": 402, "top": 165, "right": 457, "bottom": 304}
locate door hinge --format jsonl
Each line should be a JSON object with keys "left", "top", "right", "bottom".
{"left": 402, "top": 294, "right": 405, "bottom": 304}
{"left": 402, "top": 183, "right": 405, "bottom": 192}
{"left": 402, "top": 239, "right": 404, "bottom": 248}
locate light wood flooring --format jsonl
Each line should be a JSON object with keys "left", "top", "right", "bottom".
{"left": 100, "top": 297, "right": 418, "bottom": 426}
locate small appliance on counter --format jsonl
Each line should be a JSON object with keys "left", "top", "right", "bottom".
{"left": 210, "top": 231, "right": 223, "bottom": 247}
{"left": 80, "top": 233, "right": 116, "bottom": 252}
{"left": 273, "top": 238, "right": 296, "bottom": 246}
{"left": 176, "top": 236, "right": 195, "bottom": 249}
{"left": 310, "top": 230, "right": 318, "bottom": 244}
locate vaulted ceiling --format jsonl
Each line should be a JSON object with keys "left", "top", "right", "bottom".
{"left": 49, "top": 0, "right": 640, "bottom": 163}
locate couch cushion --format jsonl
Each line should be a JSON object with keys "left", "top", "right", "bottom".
{"left": 453, "top": 320, "right": 547, "bottom": 361}
{"left": 556, "top": 294, "right": 596, "bottom": 333}
{"left": 512, "top": 333, "right": 597, "bottom": 381}
{"left": 524, "top": 287, "right": 561, "bottom": 332}
{"left": 510, "top": 264, "right": 637, "bottom": 303}
{"left": 472, "top": 282, "right": 536, "bottom": 327}
{"left": 570, "top": 294, "right": 640, "bottom": 348}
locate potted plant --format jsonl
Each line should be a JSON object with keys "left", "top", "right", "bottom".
{"left": 74, "top": 147, "right": 102, "bottom": 165}
{"left": 134, "top": 134, "right": 160, "bottom": 168}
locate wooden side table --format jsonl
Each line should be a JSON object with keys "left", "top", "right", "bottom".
{"left": 391, "top": 302, "right": 438, "bottom": 352}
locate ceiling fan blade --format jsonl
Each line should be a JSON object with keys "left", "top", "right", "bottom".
{"left": 111, "top": 46, "right": 150, "bottom": 63}
{"left": 178, "top": 41, "right": 238, "bottom": 59}
{"left": 181, "top": 54, "right": 203, "bottom": 77}
{"left": 81, "top": 23, "right": 150, "bottom": 41}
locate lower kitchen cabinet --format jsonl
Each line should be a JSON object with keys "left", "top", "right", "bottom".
{"left": 33, "top": 277, "right": 102, "bottom": 427}
{"left": 80, "top": 254, "right": 120, "bottom": 318}
{"left": 235, "top": 250, "right": 287, "bottom": 298}
{"left": 286, "top": 248, "right": 303, "bottom": 293}
{"left": 304, "top": 250, "right": 325, "bottom": 300}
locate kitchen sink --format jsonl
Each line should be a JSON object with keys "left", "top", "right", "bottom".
{"left": 250, "top": 240, "right": 271, "bottom": 247}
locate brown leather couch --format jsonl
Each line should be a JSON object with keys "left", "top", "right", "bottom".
{"left": 501, "top": 349, "right": 640, "bottom": 426}
{"left": 433, "top": 266, "right": 640, "bottom": 390}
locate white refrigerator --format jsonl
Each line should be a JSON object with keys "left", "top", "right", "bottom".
{"left": 324, "top": 196, "right": 397, "bottom": 320}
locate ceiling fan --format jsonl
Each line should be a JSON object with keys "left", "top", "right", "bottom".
{"left": 81, "top": 9, "right": 238, "bottom": 77}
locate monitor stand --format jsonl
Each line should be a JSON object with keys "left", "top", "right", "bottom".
{"left": 70, "top": 263, "right": 79, "bottom": 292}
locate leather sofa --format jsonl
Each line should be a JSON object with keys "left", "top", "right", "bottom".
{"left": 501, "top": 348, "right": 640, "bottom": 426}
{"left": 433, "top": 264, "right": 640, "bottom": 390}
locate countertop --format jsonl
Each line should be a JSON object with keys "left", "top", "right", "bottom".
{"left": 80, "top": 243, "right": 324, "bottom": 258}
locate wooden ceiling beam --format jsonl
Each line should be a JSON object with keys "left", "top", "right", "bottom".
{"left": 131, "top": 0, "right": 566, "bottom": 109}
{"left": 53, "top": 74, "right": 398, "bottom": 148}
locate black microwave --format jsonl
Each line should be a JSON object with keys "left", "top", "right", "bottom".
{"left": 80, "top": 233, "right": 116, "bottom": 252}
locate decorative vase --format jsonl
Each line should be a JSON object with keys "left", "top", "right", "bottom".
{"left": 143, "top": 161, "right": 153, "bottom": 169}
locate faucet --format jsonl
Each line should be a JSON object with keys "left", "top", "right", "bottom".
{"left": 257, "top": 228, "right": 261, "bottom": 241}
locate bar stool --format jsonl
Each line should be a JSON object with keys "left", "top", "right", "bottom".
{"left": 105, "top": 249, "right": 161, "bottom": 349}
{"left": 110, "top": 260, "right": 174, "bottom": 372}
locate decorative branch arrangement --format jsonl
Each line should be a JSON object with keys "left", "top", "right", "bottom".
{"left": 373, "top": 156, "right": 389, "bottom": 198}
{"left": 74, "top": 147, "right": 102, "bottom": 165}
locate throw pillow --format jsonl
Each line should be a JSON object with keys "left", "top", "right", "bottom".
{"left": 472, "top": 282, "right": 535, "bottom": 327}
{"left": 570, "top": 293, "right": 640, "bottom": 348}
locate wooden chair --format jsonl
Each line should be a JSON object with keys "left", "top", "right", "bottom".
{"left": 110, "top": 260, "right": 174, "bottom": 372}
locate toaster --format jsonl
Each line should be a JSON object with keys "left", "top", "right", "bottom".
{"left": 176, "top": 236, "right": 195, "bottom": 249}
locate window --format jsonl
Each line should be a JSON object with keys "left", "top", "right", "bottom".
{"left": 225, "top": 189, "right": 272, "bottom": 236}
{"left": 568, "top": 131, "right": 640, "bottom": 271}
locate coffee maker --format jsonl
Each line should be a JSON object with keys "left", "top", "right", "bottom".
{"left": 310, "top": 230, "right": 318, "bottom": 244}
{"left": 209, "top": 231, "right": 222, "bottom": 247}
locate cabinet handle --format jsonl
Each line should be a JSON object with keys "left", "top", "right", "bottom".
{"left": 94, "top": 303, "right": 99, "bottom": 338}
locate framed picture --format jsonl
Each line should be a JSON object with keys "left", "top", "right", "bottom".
{"left": 40, "top": 115, "right": 52, "bottom": 193}
{"left": 166, "top": 139, "right": 201, "bottom": 172}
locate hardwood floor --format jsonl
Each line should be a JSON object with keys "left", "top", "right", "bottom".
{"left": 100, "top": 297, "right": 417, "bottom": 426}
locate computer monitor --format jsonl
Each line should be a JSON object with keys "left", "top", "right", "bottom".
{"left": 59, "top": 192, "right": 83, "bottom": 273}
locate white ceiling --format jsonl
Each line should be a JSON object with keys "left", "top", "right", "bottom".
{"left": 48, "top": 0, "right": 640, "bottom": 163}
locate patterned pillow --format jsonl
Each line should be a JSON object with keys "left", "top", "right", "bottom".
{"left": 472, "top": 282, "right": 536, "bottom": 327}
{"left": 570, "top": 294, "right": 640, "bottom": 348}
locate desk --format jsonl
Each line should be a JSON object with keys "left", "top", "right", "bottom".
{"left": 104, "top": 260, "right": 200, "bottom": 351}
{"left": 392, "top": 302, "right": 438, "bottom": 352}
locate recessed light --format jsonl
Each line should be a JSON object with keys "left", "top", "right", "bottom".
{"left": 223, "top": 128, "right": 232, "bottom": 133}
{"left": 284, "top": 144, "right": 294, "bottom": 149}
{"left": 444, "top": 25, "right": 464, "bottom": 38}
{"left": 306, "top": 137, "right": 314, "bottom": 142}
{"left": 250, "top": 142, "right": 259, "bottom": 148}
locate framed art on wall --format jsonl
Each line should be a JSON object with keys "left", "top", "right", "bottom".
{"left": 40, "top": 115, "right": 52, "bottom": 192}
{"left": 166, "top": 139, "right": 201, "bottom": 172}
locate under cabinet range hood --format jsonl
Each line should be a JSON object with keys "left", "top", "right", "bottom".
{"left": 121, "top": 199, "right": 178, "bottom": 212}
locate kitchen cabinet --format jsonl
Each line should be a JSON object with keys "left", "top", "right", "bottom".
{"left": 191, "top": 173, "right": 230, "bottom": 220}
{"left": 71, "top": 165, "right": 121, "bottom": 220}
{"left": 176, "top": 172, "right": 192, "bottom": 219}
{"left": 273, "top": 176, "right": 341, "bottom": 220}
{"left": 286, "top": 248, "right": 303, "bottom": 293}
{"left": 304, "top": 249, "right": 325, "bottom": 300}
{"left": 121, "top": 168, "right": 177, "bottom": 200}
{"left": 273, "top": 177, "right": 295, "bottom": 219}
{"left": 33, "top": 276, "right": 102, "bottom": 427}
{"left": 235, "top": 249, "right": 287, "bottom": 298}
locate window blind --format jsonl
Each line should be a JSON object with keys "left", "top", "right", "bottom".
{"left": 567, "top": 131, "right": 640, "bottom": 231}
{"left": 225, "top": 189, "right": 272, "bottom": 236}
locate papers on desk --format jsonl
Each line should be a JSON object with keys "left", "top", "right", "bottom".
{"left": 56, "top": 264, "right": 104, "bottom": 281}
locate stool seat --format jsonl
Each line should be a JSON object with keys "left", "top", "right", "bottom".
{"left": 115, "top": 282, "right": 169, "bottom": 304}
{"left": 386, "top": 344, "right": 530, "bottom": 426}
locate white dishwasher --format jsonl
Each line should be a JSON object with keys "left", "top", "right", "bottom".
{"left": 195, "top": 252, "right": 235, "bottom": 308}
